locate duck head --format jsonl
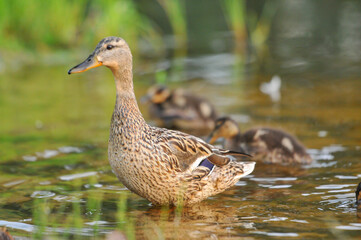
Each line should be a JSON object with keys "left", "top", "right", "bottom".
{"left": 141, "top": 85, "right": 172, "bottom": 104}
{"left": 207, "top": 117, "right": 240, "bottom": 144}
{"left": 68, "top": 36, "right": 132, "bottom": 75}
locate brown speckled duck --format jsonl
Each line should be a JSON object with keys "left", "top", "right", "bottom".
{"left": 207, "top": 117, "right": 312, "bottom": 165}
{"left": 68, "top": 37, "right": 255, "bottom": 206}
{"left": 141, "top": 85, "right": 218, "bottom": 134}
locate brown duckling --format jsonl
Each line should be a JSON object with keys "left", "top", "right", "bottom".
{"left": 68, "top": 37, "right": 255, "bottom": 206}
{"left": 207, "top": 117, "right": 312, "bottom": 165}
{"left": 141, "top": 85, "right": 218, "bottom": 134}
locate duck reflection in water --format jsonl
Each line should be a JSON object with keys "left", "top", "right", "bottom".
{"left": 132, "top": 201, "right": 256, "bottom": 239}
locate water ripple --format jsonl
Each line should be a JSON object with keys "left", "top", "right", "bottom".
{"left": 36, "top": 150, "right": 59, "bottom": 159}
{"left": 264, "top": 217, "right": 288, "bottom": 222}
{"left": 59, "top": 171, "right": 97, "bottom": 181}
{"left": 335, "top": 223, "right": 361, "bottom": 230}
{"left": 335, "top": 175, "right": 358, "bottom": 180}
{"left": 0, "top": 220, "right": 35, "bottom": 232}
{"left": 2, "top": 179, "right": 26, "bottom": 188}
{"left": 315, "top": 184, "right": 354, "bottom": 190}
{"left": 307, "top": 144, "right": 347, "bottom": 164}
{"left": 31, "top": 191, "right": 56, "bottom": 198}
{"left": 58, "top": 146, "right": 83, "bottom": 154}
{"left": 254, "top": 231, "right": 299, "bottom": 237}
{"left": 251, "top": 177, "right": 297, "bottom": 182}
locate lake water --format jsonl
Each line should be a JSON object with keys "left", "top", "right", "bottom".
{"left": 1, "top": 1, "right": 361, "bottom": 239}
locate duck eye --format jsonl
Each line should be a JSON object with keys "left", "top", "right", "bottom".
{"left": 106, "top": 45, "right": 114, "bottom": 50}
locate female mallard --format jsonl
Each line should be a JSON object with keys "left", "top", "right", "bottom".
{"left": 141, "top": 85, "right": 218, "bottom": 135}
{"left": 68, "top": 37, "right": 255, "bottom": 206}
{"left": 207, "top": 117, "right": 312, "bottom": 165}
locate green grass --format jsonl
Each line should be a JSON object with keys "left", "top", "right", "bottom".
{"left": 0, "top": 0, "right": 161, "bottom": 54}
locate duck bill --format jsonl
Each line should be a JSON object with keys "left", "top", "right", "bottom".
{"left": 68, "top": 55, "right": 103, "bottom": 75}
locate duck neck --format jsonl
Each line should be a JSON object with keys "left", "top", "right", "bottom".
{"left": 111, "top": 66, "right": 146, "bottom": 130}
{"left": 112, "top": 67, "right": 134, "bottom": 94}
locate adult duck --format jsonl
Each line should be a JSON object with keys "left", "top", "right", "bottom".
{"left": 68, "top": 37, "right": 255, "bottom": 206}
{"left": 207, "top": 117, "right": 312, "bottom": 165}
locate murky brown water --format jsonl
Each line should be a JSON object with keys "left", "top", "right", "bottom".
{"left": 1, "top": 1, "right": 361, "bottom": 239}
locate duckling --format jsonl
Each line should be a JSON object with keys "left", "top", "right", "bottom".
{"left": 207, "top": 117, "right": 312, "bottom": 165}
{"left": 141, "top": 85, "right": 218, "bottom": 134}
{"left": 68, "top": 37, "right": 255, "bottom": 206}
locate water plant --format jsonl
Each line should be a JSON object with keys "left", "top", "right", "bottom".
{"left": 157, "top": 0, "right": 187, "bottom": 81}
{"left": 29, "top": 177, "right": 136, "bottom": 239}
{"left": 0, "top": 0, "right": 161, "bottom": 54}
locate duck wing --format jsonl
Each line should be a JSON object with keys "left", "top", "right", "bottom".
{"left": 154, "top": 128, "right": 251, "bottom": 173}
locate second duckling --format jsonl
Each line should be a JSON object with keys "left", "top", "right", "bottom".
{"left": 141, "top": 85, "right": 218, "bottom": 134}
{"left": 207, "top": 117, "right": 312, "bottom": 165}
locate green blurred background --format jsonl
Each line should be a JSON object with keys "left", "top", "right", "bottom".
{"left": 1, "top": 0, "right": 361, "bottom": 76}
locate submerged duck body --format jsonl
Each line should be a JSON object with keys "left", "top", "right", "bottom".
{"left": 68, "top": 37, "right": 255, "bottom": 206}
{"left": 208, "top": 117, "right": 312, "bottom": 165}
{"left": 142, "top": 85, "right": 218, "bottom": 134}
